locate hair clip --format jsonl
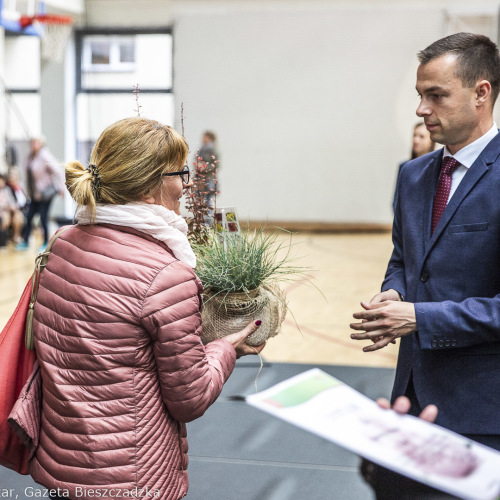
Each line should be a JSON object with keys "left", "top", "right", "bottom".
{"left": 86, "top": 164, "right": 101, "bottom": 199}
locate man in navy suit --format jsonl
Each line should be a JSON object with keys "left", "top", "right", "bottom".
{"left": 351, "top": 32, "right": 500, "bottom": 497}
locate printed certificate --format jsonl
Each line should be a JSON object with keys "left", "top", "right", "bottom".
{"left": 247, "top": 369, "right": 500, "bottom": 500}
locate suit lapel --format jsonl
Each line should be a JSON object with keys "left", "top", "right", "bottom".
{"left": 423, "top": 132, "right": 500, "bottom": 260}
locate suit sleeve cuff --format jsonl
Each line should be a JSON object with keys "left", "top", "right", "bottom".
{"left": 414, "top": 302, "right": 458, "bottom": 350}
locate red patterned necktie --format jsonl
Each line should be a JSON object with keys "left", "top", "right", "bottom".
{"left": 431, "top": 157, "right": 460, "bottom": 234}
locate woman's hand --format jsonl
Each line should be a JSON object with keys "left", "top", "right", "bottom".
{"left": 224, "top": 320, "right": 266, "bottom": 358}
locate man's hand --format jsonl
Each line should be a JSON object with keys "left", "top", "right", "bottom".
{"left": 350, "top": 297, "right": 417, "bottom": 352}
{"left": 369, "top": 289, "right": 401, "bottom": 305}
{"left": 377, "top": 396, "right": 438, "bottom": 423}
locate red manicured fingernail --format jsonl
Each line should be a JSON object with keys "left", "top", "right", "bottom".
{"left": 255, "top": 320, "right": 262, "bottom": 326}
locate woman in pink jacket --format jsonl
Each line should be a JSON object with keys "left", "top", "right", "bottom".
{"left": 30, "top": 117, "right": 265, "bottom": 500}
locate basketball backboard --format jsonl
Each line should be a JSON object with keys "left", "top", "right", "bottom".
{"left": 1, "top": 0, "right": 40, "bottom": 35}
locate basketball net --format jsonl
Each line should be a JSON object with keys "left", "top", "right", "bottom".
{"left": 20, "top": 14, "right": 74, "bottom": 64}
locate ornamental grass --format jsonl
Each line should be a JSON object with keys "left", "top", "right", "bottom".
{"left": 193, "top": 229, "right": 309, "bottom": 295}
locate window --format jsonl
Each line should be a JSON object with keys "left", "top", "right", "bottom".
{"left": 82, "top": 36, "right": 136, "bottom": 72}
{"left": 75, "top": 28, "right": 174, "bottom": 164}
{"left": 77, "top": 30, "right": 173, "bottom": 91}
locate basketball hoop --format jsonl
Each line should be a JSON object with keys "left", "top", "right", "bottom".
{"left": 19, "top": 14, "right": 73, "bottom": 63}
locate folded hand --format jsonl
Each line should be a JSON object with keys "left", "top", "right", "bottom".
{"left": 350, "top": 298, "right": 416, "bottom": 352}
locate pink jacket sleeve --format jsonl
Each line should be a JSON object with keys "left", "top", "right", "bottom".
{"left": 140, "top": 260, "right": 236, "bottom": 423}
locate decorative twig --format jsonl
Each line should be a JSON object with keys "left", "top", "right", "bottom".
{"left": 185, "top": 153, "right": 220, "bottom": 246}
{"left": 181, "top": 103, "right": 185, "bottom": 137}
{"left": 133, "top": 84, "right": 142, "bottom": 117}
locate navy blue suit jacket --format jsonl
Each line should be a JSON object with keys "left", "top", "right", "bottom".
{"left": 383, "top": 131, "right": 500, "bottom": 435}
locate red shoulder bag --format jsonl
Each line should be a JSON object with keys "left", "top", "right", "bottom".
{"left": 0, "top": 225, "right": 72, "bottom": 474}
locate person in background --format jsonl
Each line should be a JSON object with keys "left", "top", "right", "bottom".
{"left": 6, "top": 168, "right": 28, "bottom": 244}
{"left": 15, "top": 137, "right": 65, "bottom": 252}
{"left": 351, "top": 32, "right": 500, "bottom": 497}
{"left": 0, "top": 174, "right": 17, "bottom": 250}
{"left": 408, "top": 122, "right": 436, "bottom": 161}
{"left": 30, "top": 117, "right": 265, "bottom": 500}
{"left": 393, "top": 122, "right": 436, "bottom": 211}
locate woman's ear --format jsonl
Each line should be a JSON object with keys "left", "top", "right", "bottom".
{"left": 142, "top": 192, "right": 156, "bottom": 204}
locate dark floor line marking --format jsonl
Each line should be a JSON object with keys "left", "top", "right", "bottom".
{"left": 189, "top": 455, "right": 358, "bottom": 472}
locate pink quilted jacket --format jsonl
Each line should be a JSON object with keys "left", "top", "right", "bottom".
{"left": 30, "top": 224, "right": 236, "bottom": 500}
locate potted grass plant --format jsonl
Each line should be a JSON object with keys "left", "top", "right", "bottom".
{"left": 185, "top": 156, "right": 307, "bottom": 346}
{"left": 195, "top": 228, "right": 308, "bottom": 346}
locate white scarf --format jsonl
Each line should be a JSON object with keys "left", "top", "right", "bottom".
{"left": 76, "top": 202, "right": 196, "bottom": 268}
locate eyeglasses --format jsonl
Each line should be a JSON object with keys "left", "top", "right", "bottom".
{"left": 161, "top": 164, "right": 190, "bottom": 184}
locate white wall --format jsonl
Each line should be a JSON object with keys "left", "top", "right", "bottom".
{"left": 4, "top": 36, "right": 40, "bottom": 89}
{"left": 4, "top": 36, "right": 41, "bottom": 141}
{"left": 45, "top": 0, "right": 84, "bottom": 13}
{"left": 173, "top": 3, "right": 443, "bottom": 223}
{"left": 75, "top": 0, "right": 500, "bottom": 224}
{"left": 76, "top": 93, "right": 174, "bottom": 141}
{"left": 84, "top": 0, "right": 174, "bottom": 26}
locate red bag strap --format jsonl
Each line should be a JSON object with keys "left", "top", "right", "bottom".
{"left": 25, "top": 225, "right": 73, "bottom": 350}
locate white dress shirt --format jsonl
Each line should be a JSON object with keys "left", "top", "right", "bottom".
{"left": 442, "top": 123, "right": 498, "bottom": 201}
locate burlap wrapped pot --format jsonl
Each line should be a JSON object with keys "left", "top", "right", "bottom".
{"left": 201, "top": 284, "right": 287, "bottom": 346}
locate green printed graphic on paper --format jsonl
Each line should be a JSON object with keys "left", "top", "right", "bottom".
{"left": 265, "top": 372, "right": 341, "bottom": 408}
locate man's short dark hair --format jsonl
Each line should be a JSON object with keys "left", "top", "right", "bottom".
{"left": 418, "top": 32, "right": 500, "bottom": 105}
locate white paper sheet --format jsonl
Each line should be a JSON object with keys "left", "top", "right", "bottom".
{"left": 247, "top": 369, "right": 500, "bottom": 500}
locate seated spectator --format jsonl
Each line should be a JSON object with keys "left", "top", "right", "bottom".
{"left": 6, "top": 168, "right": 27, "bottom": 244}
{"left": 0, "top": 174, "right": 18, "bottom": 249}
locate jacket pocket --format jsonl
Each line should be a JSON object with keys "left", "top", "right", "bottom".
{"left": 448, "top": 222, "right": 488, "bottom": 233}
